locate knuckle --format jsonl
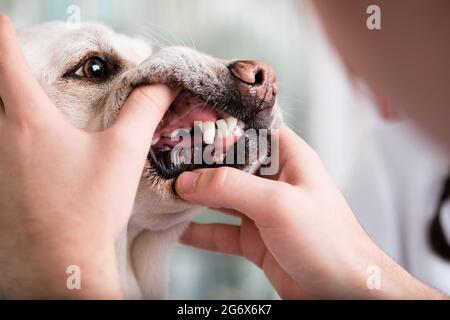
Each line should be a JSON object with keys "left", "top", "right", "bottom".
{"left": 10, "top": 115, "right": 33, "bottom": 132}
{"left": 267, "top": 183, "right": 296, "bottom": 213}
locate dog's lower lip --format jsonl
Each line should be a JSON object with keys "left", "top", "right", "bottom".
{"left": 148, "top": 124, "right": 247, "bottom": 179}
{"left": 147, "top": 140, "right": 246, "bottom": 179}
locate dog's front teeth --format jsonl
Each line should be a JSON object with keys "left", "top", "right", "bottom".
{"left": 215, "top": 119, "right": 228, "bottom": 136}
{"left": 213, "top": 152, "right": 225, "bottom": 164}
{"left": 203, "top": 121, "right": 216, "bottom": 144}
{"left": 237, "top": 120, "right": 245, "bottom": 129}
{"left": 225, "top": 117, "right": 238, "bottom": 131}
{"left": 216, "top": 129, "right": 224, "bottom": 139}
{"left": 193, "top": 121, "right": 203, "bottom": 133}
{"left": 170, "top": 148, "right": 188, "bottom": 166}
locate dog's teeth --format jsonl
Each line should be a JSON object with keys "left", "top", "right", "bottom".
{"left": 151, "top": 137, "right": 160, "bottom": 145}
{"left": 213, "top": 153, "right": 225, "bottom": 164}
{"left": 161, "top": 146, "right": 171, "bottom": 151}
{"left": 169, "top": 129, "right": 180, "bottom": 138}
{"left": 225, "top": 117, "right": 237, "bottom": 131}
{"left": 237, "top": 120, "right": 245, "bottom": 129}
{"left": 170, "top": 128, "right": 190, "bottom": 139}
{"left": 203, "top": 121, "right": 216, "bottom": 144}
{"left": 193, "top": 121, "right": 203, "bottom": 133}
{"left": 170, "top": 148, "right": 188, "bottom": 166}
{"left": 215, "top": 119, "right": 228, "bottom": 136}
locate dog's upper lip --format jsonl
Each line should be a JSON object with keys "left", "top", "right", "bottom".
{"left": 153, "top": 90, "right": 221, "bottom": 140}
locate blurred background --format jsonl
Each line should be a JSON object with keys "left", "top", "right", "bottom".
{"left": 0, "top": 0, "right": 381, "bottom": 298}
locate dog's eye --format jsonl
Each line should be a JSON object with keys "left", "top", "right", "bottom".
{"left": 74, "top": 57, "right": 107, "bottom": 80}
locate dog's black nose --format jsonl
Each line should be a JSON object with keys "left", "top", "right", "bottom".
{"left": 228, "top": 60, "right": 277, "bottom": 111}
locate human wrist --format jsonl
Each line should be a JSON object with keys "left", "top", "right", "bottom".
{"left": 338, "top": 238, "right": 446, "bottom": 299}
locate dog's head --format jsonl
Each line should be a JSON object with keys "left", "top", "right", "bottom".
{"left": 19, "top": 22, "right": 281, "bottom": 229}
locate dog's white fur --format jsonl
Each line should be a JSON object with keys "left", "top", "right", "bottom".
{"left": 17, "top": 22, "right": 278, "bottom": 299}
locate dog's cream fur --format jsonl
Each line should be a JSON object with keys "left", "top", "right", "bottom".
{"left": 17, "top": 22, "right": 279, "bottom": 299}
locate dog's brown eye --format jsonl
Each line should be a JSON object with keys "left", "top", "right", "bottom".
{"left": 74, "top": 57, "right": 107, "bottom": 80}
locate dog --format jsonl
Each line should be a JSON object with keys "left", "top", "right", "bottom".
{"left": 17, "top": 21, "right": 281, "bottom": 299}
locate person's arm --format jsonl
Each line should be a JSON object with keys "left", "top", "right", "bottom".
{"left": 176, "top": 125, "right": 448, "bottom": 299}
{"left": 0, "top": 15, "right": 178, "bottom": 299}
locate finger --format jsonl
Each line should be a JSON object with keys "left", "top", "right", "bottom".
{"left": 175, "top": 167, "right": 297, "bottom": 227}
{"left": 109, "top": 84, "right": 179, "bottom": 148}
{"left": 215, "top": 208, "right": 246, "bottom": 219}
{"left": 180, "top": 222, "right": 243, "bottom": 256}
{"left": 271, "top": 124, "right": 327, "bottom": 186}
{"left": 0, "top": 15, "right": 53, "bottom": 120}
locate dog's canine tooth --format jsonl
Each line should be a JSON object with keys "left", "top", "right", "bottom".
{"left": 225, "top": 117, "right": 237, "bottom": 131}
{"left": 151, "top": 137, "right": 160, "bottom": 145}
{"left": 170, "top": 128, "right": 190, "bottom": 139}
{"left": 215, "top": 119, "right": 228, "bottom": 136}
{"left": 169, "top": 129, "right": 181, "bottom": 138}
{"left": 203, "top": 121, "right": 215, "bottom": 144}
{"left": 237, "top": 120, "right": 245, "bottom": 129}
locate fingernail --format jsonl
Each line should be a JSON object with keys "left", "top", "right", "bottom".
{"left": 176, "top": 171, "right": 199, "bottom": 194}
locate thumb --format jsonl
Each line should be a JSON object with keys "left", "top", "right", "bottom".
{"left": 175, "top": 167, "right": 295, "bottom": 227}
{"left": 111, "top": 84, "right": 179, "bottom": 144}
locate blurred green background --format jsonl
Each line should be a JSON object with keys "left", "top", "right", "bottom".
{"left": 0, "top": 0, "right": 376, "bottom": 299}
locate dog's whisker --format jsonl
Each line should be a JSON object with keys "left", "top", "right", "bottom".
{"left": 142, "top": 22, "right": 186, "bottom": 48}
{"left": 130, "top": 23, "right": 169, "bottom": 49}
{"left": 139, "top": 34, "right": 165, "bottom": 50}
{"left": 142, "top": 24, "right": 177, "bottom": 47}
{"left": 281, "top": 110, "right": 300, "bottom": 122}
{"left": 141, "top": 25, "right": 176, "bottom": 48}
{"left": 140, "top": 27, "right": 172, "bottom": 49}
{"left": 187, "top": 30, "right": 198, "bottom": 51}
{"left": 277, "top": 100, "right": 309, "bottom": 117}
{"left": 134, "top": 29, "right": 167, "bottom": 50}
{"left": 278, "top": 95, "right": 305, "bottom": 103}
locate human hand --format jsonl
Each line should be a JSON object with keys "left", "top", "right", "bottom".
{"left": 0, "top": 15, "right": 178, "bottom": 299}
{"left": 175, "top": 124, "right": 446, "bottom": 299}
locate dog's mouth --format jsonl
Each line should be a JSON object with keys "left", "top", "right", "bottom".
{"left": 147, "top": 89, "right": 270, "bottom": 179}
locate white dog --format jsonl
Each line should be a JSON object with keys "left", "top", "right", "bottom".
{"left": 17, "top": 21, "right": 280, "bottom": 299}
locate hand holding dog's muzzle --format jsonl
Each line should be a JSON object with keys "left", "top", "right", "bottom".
{"left": 0, "top": 14, "right": 178, "bottom": 299}
{"left": 175, "top": 124, "right": 447, "bottom": 300}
